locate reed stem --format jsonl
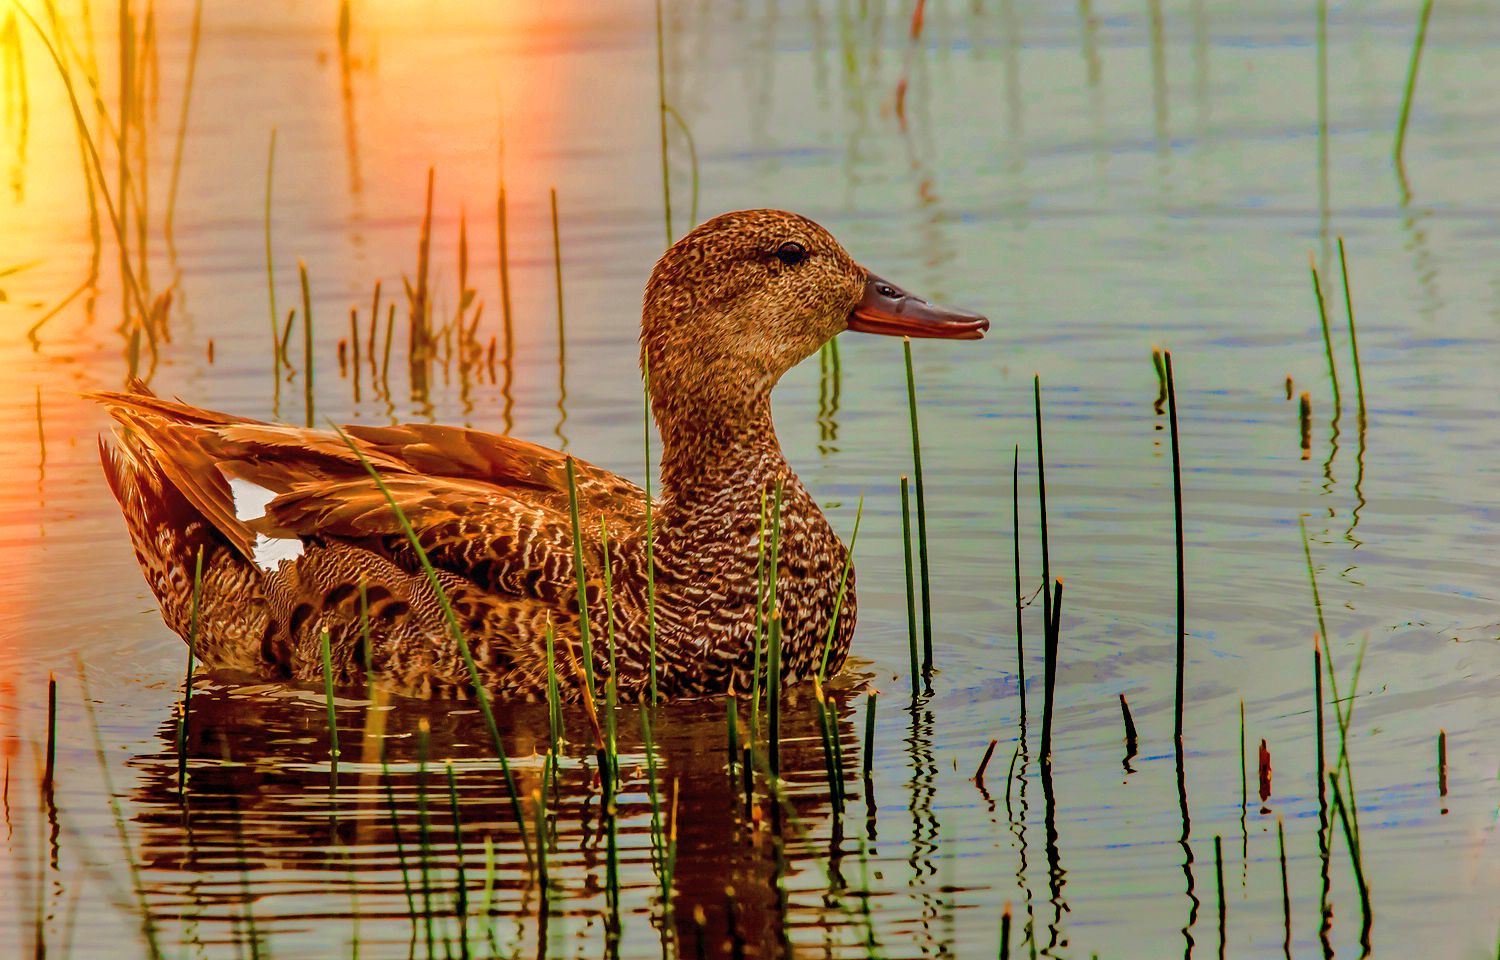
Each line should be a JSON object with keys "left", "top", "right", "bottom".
{"left": 1394, "top": 0, "right": 1435, "bottom": 169}
{"left": 300, "top": 260, "right": 314, "bottom": 428}
{"left": 1012, "top": 443, "right": 1025, "bottom": 721}
{"left": 264, "top": 129, "right": 277, "bottom": 370}
{"left": 319, "top": 627, "right": 339, "bottom": 793}
{"left": 1164, "top": 351, "right": 1186, "bottom": 743}
{"left": 176, "top": 545, "right": 202, "bottom": 795}
{"left": 446, "top": 762, "right": 469, "bottom": 956}
{"left": 903, "top": 339, "right": 933, "bottom": 680}
{"left": 1308, "top": 255, "right": 1343, "bottom": 413}
{"left": 1336, "top": 237, "right": 1367, "bottom": 422}
{"left": 642, "top": 349, "right": 658, "bottom": 702}
{"left": 901, "top": 475, "right": 918, "bottom": 700}
{"left": 564, "top": 458, "right": 596, "bottom": 703}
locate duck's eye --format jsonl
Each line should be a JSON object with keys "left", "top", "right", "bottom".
{"left": 774, "top": 241, "right": 808, "bottom": 267}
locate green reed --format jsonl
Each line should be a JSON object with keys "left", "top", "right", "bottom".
{"left": 336, "top": 427, "right": 532, "bottom": 867}
{"left": 642, "top": 348, "right": 659, "bottom": 702}
{"left": 379, "top": 740, "right": 418, "bottom": 926}
{"left": 545, "top": 623, "right": 562, "bottom": 757}
{"left": 1239, "top": 699, "right": 1248, "bottom": 822}
{"left": 818, "top": 493, "right": 864, "bottom": 681}
{"left": 300, "top": 260, "right": 315, "bottom": 427}
{"left": 445, "top": 762, "right": 470, "bottom": 959}
{"left": 1336, "top": 237, "right": 1367, "bottom": 422}
{"left": 903, "top": 339, "right": 933, "bottom": 679}
{"left": 1033, "top": 375, "right": 1053, "bottom": 655}
{"left": 349, "top": 308, "right": 362, "bottom": 401}
{"left": 1328, "top": 770, "right": 1372, "bottom": 942}
{"left": 814, "top": 678, "right": 844, "bottom": 816}
{"left": 1394, "top": 0, "right": 1435, "bottom": 171}
{"left": 534, "top": 770, "right": 549, "bottom": 902}
{"left": 320, "top": 627, "right": 339, "bottom": 792}
{"left": 599, "top": 517, "right": 620, "bottom": 786}
{"left": 415, "top": 719, "right": 436, "bottom": 958}
{"left": 641, "top": 707, "right": 673, "bottom": 921}
{"left": 564, "top": 458, "right": 596, "bottom": 702}
{"left": 752, "top": 487, "right": 767, "bottom": 736}
{"left": 726, "top": 692, "right": 740, "bottom": 782}
{"left": 1308, "top": 255, "right": 1343, "bottom": 414}
{"left": 1164, "top": 351, "right": 1186, "bottom": 743}
{"left": 901, "top": 475, "right": 918, "bottom": 699}
{"left": 381, "top": 302, "right": 395, "bottom": 390}
{"left": 1012, "top": 444, "right": 1025, "bottom": 721}
{"left": 768, "top": 610, "right": 783, "bottom": 781}
{"left": 176, "top": 544, "right": 203, "bottom": 795}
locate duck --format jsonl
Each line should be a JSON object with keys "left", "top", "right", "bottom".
{"left": 92, "top": 209, "right": 987, "bottom": 701}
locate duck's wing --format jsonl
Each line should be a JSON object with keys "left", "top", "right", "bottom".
{"left": 90, "top": 388, "right": 646, "bottom": 595}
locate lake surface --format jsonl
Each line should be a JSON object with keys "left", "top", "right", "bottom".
{"left": 2, "top": 0, "right": 1498, "bottom": 957}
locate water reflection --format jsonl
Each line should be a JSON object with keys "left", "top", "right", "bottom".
{"left": 126, "top": 678, "right": 866, "bottom": 954}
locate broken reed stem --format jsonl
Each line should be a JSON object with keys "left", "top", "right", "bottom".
{"left": 1164, "top": 351, "right": 1186, "bottom": 743}
{"left": 1000, "top": 905, "right": 1012, "bottom": 960}
{"left": 335, "top": 427, "right": 532, "bottom": 868}
{"left": 903, "top": 338, "right": 934, "bottom": 681}
{"left": 901, "top": 475, "right": 919, "bottom": 700}
{"left": 1308, "top": 254, "right": 1343, "bottom": 414}
{"left": 299, "top": 260, "right": 314, "bottom": 428}
{"left": 974, "top": 738, "right": 999, "bottom": 783}
{"left": 1118, "top": 694, "right": 1138, "bottom": 754}
{"left": 1240, "top": 699, "right": 1248, "bottom": 819}
{"left": 1434, "top": 726, "right": 1446, "bottom": 804}
{"left": 319, "top": 627, "right": 339, "bottom": 794}
{"left": 176, "top": 545, "right": 203, "bottom": 796}
{"left": 1040, "top": 578, "right": 1062, "bottom": 762}
{"left": 349, "top": 308, "right": 361, "bottom": 401}
{"left": 1394, "top": 0, "right": 1435, "bottom": 169}
{"left": 564, "top": 458, "right": 596, "bottom": 704}
{"left": 1012, "top": 444, "right": 1025, "bottom": 721}
{"left": 1336, "top": 237, "right": 1367, "bottom": 422}
{"left": 43, "top": 674, "right": 57, "bottom": 798}
{"left": 863, "top": 691, "right": 877, "bottom": 782}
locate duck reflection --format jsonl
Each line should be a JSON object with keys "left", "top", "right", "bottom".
{"left": 127, "top": 675, "right": 871, "bottom": 956}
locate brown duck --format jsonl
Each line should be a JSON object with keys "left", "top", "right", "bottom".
{"left": 93, "top": 210, "right": 987, "bottom": 701}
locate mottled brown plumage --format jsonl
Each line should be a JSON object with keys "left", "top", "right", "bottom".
{"left": 93, "top": 210, "right": 986, "bottom": 701}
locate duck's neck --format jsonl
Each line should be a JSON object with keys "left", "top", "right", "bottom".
{"left": 649, "top": 355, "right": 787, "bottom": 506}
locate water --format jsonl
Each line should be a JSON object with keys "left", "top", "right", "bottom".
{"left": 3, "top": 0, "right": 1498, "bottom": 956}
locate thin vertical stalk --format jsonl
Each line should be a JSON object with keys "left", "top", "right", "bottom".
{"left": 320, "top": 628, "right": 339, "bottom": 793}
{"left": 642, "top": 349, "right": 658, "bottom": 702}
{"left": 564, "top": 458, "right": 596, "bottom": 703}
{"left": 43, "top": 674, "right": 57, "bottom": 799}
{"left": 415, "top": 719, "right": 435, "bottom": 956}
{"left": 903, "top": 338, "right": 933, "bottom": 679}
{"left": 818, "top": 494, "right": 863, "bottom": 681}
{"left": 1165, "top": 351, "right": 1186, "bottom": 743}
{"left": 1308, "top": 255, "right": 1343, "bottom": 413}
{"left": 1040, "top": 579, "right": 1062, "bottom": 762}
{"left": 176, "top": 545, "right": 202, "bottom": 795}
{"left": 901, "top": 475, "right": 918, "bottom": 699}
{"left": 446, "top": 762, "right": 470, "bottom": 960}
{"left": 1394, "top": 0, "right": 1435, "bottom": 169}
{"left": 264, "top": 129, "right": 278, "bottom": 368}
{"left": 1012, "top": 443, "right": 1025, "bottom": 721}
{"left": 863, "top": 692, "right": 877, "bottom": 782}
{"left": 1337, "top": 237, "right": 1367, "bottom": 422}
{"left": 335, "top": 430, "right": 531, "bottom": 867}
{"left": 1034, "top": 375, "right": 1053, "bottom": 638}
{"left": 300, "top": 259, "right": 314, "bottom": 428}
{"left": 162, "top": 0, "right": 201, "bottom": 247}
{"left": 654, "top": 0, "right": 672, "bottom": 244}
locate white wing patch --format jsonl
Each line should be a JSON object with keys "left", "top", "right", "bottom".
{"left": 228, "top": 475, "right": 305, "bottom": 571}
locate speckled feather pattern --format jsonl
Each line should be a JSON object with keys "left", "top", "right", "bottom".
{"left": 93, "top": 209, "right": 867, "bottom": 701}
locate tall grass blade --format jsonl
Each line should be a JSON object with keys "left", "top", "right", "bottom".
{"left": 300, "top": 259, "right": 314, "bottom": 427}
{"left": 320, "top": 627, "right": 339, "bottom": 793}
{"left": 1165, "top": 351, "right": 1186, "bottom": 743}
{"left": 446, "top": 762, "right": 470, "bottom": 960}
{"left": 818, "top": 493, "right": 863, "bottom": 681}
{"left": 176, "top": 545, "right": 202, "bottom": 795}
{"left": 1394, "top": 0, "right": 1435, "bottom": 172}
{"left": 903, "top": 338, "right": 933, "bottom": 681}
{"left": 1308, "top": 254, "right": 1342, "bottom": 413}
{"left": 901, "top": 475, "right": 918, "bottom": 700}
{"left": 564, "top": 458, "right": 596, "bottom": 702}
{"left": 1336, "top": 237, "right": 1367, "bottom": 422}
{"left": 334, "top": 426, "right": 531, "bottom": 867}
{"left": 642, "top": 348, "right": 659, "bottom": 702}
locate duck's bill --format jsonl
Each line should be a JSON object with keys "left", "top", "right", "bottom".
{"left": 847, "top": 272, "right": 989, "bottom": 340}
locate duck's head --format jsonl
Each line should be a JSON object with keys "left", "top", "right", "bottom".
{"left": 641, "top": 209, "right": 987, "bottom": 406}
